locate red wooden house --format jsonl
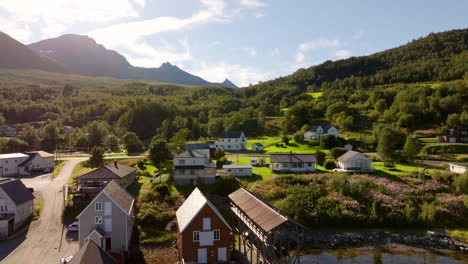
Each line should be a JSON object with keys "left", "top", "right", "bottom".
{"left": 176, "top": 188, "right": 231, "bottom": 264}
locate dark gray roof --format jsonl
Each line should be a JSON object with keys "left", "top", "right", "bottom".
{"left": 219, "top": 131, "right": 244, "bottom": 138}
{"left": 337, "top": 151, "right": 372, "bottom": 162}
{"left": 68, "top": 240, "right": 117, "bottom": 264}
{"left": 103, "top": 180, "right": 134, "bottom": 214}
{"left": 19, "top": 152, "right": 37, "bottom": 166}
{"left": 77, "top": 163, "right": 135, "bottom": 180}
{"left": 270, "top": 153, "right": 316, "bottom": 163}
{"left": 175, "top": 150, "right": 206, "bottom": 158}
{"left": 310, "top": 125, "right": 339, "bottom": 132}
{"left": 0, "top": 178, "right": 34, "bottom": 205}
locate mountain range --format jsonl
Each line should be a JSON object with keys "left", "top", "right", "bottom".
{"left": 0, "top": 32, "right": 237, "bottom": 88}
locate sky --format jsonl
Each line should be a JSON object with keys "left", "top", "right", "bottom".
{"left": 0, "top": 0, "right": 467, "bottom": 87}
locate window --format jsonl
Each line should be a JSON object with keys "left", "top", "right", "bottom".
{"left": 4, "top": 168, "right": 7, "bottom": 171}
{"left": 95, "top": 202, "right": 102, "bottom": 211}
{"left": 179, "top": 160, "right": 185, "bottom": 165}
{"left": 307, "top": 162, "right": 312, "bottom": 167}
{"left": 190, "top": 169, "right": 195, "bottom": 175}
{"left": 4, "top": 160, "right": 7, "bottom": 164}
{"left": 180, "top": 169, "right": 185, "bottom": 174}
{"left": 203, "top": 218, "right": 211, "bottom": 230}
{"left": 0, "top": 206, "right": 3, "bottom": 211}
{"left": 193, "top": 231, "right": 200, "bottom": 241}
{"left": 95, "top": 216, "right": 103, "bottom": 224}
{"left": 214, "top": 229, "right": 220, "bottom": 240}
{"left": 228, "top": 139, "right": 231, "bottom": 142}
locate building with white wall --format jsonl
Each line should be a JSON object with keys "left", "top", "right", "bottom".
{"left": 214, "top": 131, "right": 247, "bottom": 151}
{"left": 0, "top": 153, "right": 30, "bottom": 177}
{"left": 223, "top": 165, "right": 252, "bottom": 176}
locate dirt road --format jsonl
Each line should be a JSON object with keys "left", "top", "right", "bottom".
{"left": 0, "top": 158, "right": 86, "bottom": 264}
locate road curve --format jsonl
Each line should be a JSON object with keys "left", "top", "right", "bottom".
{"left": 0, "top": 158, "right": 87, "bottom": 264}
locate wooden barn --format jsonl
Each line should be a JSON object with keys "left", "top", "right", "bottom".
{"left": 229, "top": 188, "right": 305, "bottom": 264}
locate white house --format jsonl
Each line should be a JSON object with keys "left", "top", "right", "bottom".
{"left": 173, "top": 150, "right": 216, "bottom": 186}
{"left": 304, "top": 125, "right": 339, "bottom": 140}
{"left": 223, "top": 165, "right": 252, "bottom": 176}
{"left": 0, "top": 178, "right": 35, "bottom": 239}
{"left": 0, "top": 153, "right": 30, "bottom": 177}
{"left": 214, "top": 131, "right": 247, "bottom": 151}
{"left": 251, "top": 143, "right": 264, "bottom": 151}
{"left": 337, "top": 151, "right": 373, "bottom": 172}
{"left": 448, "top": 163, "right": 467, "bottom": 174}
{"left": 20, "top": 151, "right": 55, "bottom": 173}
{"left": 270, "top": 153, "right": 316, "bottom": 172}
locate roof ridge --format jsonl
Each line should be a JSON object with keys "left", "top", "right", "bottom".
{"left": 241, "top": 188, "right": 287, "bottom": 221}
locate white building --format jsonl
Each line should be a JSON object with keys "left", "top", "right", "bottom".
{"left": 20, "top": 151, "right": 55, "bottom": 173}
{"left": 223, "top": 165, "right": 252, "bottom": 176}
{"left": 270, "top": 153, "right": 316, "bottom": 172}
{"left": 337, "top": 151, "right": 373, "bottom": 172}
{"left": 214, "top": 131, "right": 247, "bottom": 151}
{"left": 0, "top": 153, "right": 29, "bottom": 177}
{"left": 251, "top": 143, "right": 264, "bottom": 151}
{"left": 304, "top": 125, "right": 339, "bottom": 140}
{"left": 448, "top": 163, "right": 467, "bottom": 174}
{"left": 0, "top": 178, "right": 35, "bottom": 239}
{"left": 174, "top": 150, "right": 216, "bottom": 186}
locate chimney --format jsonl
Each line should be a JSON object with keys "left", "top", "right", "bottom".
{"left": 114, "top": 161, "right": 118, "bottom": 169}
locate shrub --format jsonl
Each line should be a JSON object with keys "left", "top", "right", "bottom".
{"left": 371, "top": 199, "right": 384, "bottom": 217}
{"left": 213, "top": 149, "right": 225, "bottom": 160}
{"left": 421, "top": 144, "right": 468, "bottom": 155}
{"left": 139, "top": 189, "right": 161, "bottom": 203}
{"left": 315, "top": 150, "right": 326, "bottom": 165}
{"left": 430, "top": 170, "right": 455, "bottom": 185}
{"left": 282, "top": 135, "right": 290, "bottom": 145}
{"left": 454, "top": 172, "right": 468, "bottom": 194}
{"left": 137, "top": 160, "right": 146, "bottom": 170}
{"left": 324, "top": 159, "right": 336, "bottom": 170}
{"left": 464, "top": 196, "right": 468, "bottom": 208}
{"left": 214, "top": 175, "right": 240, "bottom": 196}
{"left": 331, "top": 147, "right": 347, "bottom": 159}
{"left": 320, "top": 134, "right": 339, "bottom": 149}
{"left": 152, "top": 183, "right": 171, "bottom": 197}
{"left": 419, "top": 202, "right": 438, "bottom": 225}
{"left": 216, "top": 156, "right": 227, "bottom": 169}
{"left": 275, "top": 175, "right": 308, "bottom": 186}
{"left": 331, "top": 174, "right": 350, "bottom": 195}
{"left": 293, "top": 132, "right": 304, "bottom": 143}
{"left": 349, "top": 179, "right": 378, "bottom": 198}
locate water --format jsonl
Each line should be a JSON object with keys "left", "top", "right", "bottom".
{"left": 300, "top": 246, "right": 468, "bottom": 264}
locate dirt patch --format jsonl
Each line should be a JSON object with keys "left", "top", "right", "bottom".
{"left": 139, "top": 243, "right": 179, "bottom": 264}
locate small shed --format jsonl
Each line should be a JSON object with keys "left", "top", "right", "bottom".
{"left": 252, "top": 143, "right": 264, "bottom": 151}
{"left": 223, "top": 164, "right": 252, "bottom": 176}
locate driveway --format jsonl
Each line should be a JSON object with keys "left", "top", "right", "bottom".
{"left": 0, "top": 158, "right": 87, "bottom": 264}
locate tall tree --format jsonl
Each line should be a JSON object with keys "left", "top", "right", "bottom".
{"left": 377, "top": 128, "right": 401, "bottom": 162}
{"left": 88, "top": 146, "right": 105, "bottom": 168}
{"left": 123, "top": 132, "right": 144, "bottom": 153}
{"left": 403, "top": 135, "right": 420, "bottom": 162}
{"left": 148, "top": 136, "right": 172, "bottom": 175}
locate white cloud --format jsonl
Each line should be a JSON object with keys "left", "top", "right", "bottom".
{"left": 254, "top": 12, "right": 266, "bottom": 19}
{"left": 0, "top": 21, "right": 32, "bottom": 42}
{"left": 240, "top": 0, "right": 266, "bottom": 8}
{"left": 298, "top": 38, "right": 341, "bottom": 52}
{"left": 246, "top": 47, "right": 257, "bottom": 57}
{"left": 295, "top": 52, "right": 305, "bottom": 63}
{"left": 352, "top": 30, "right": 364, "bottom": 39}
{"left": 271, "top": 47, "right": 280, "bottom": 56}
{"left": 187, "top": 61, "right": 273, "bottom": 87}
{"left": 335, "top": 49, "right": 352, "bottom": 59}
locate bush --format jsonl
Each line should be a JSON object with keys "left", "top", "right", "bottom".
{"left": 464, "top": 196, "right": 468, "bottom": 208}
{"left": 293, "top": 132, "right": 304, "bottom": 143}
{"left": 213, "top": 149, "right": 225, "bottom": 160}
{"left": 324, "top": 159, "right": 336, "bottom": 170}
{"left": 137, "top": 160, "right": 147, "bottom": 170}
{"left": 216, "top": 156, "right": 227, "bottom": 169}
{"left": 139, "top": 189, "right": 161, "bottom": 203}
{"left": 421, "top": 144, "right": 468, "bottom": 155}
{"left": 454, "top": 172, "right": 468, "bottom": 194}
{"left": 275, "top": 175, "right": 309, "bottom": 186}
{"left": 315, "top": 150, "right": 326, "bottom": 165}
{"left": 214, "top": 175, "right": 240, "bottom": 196}
{"left": 419, "top": 202, "right": 438, "bottom": 225}
{"left": 282, "top": 135, "right": 290, "bottom": 145}
{"left": 331, "top": 147, "right": 347, "bottom": 159}
{"left": 331, "top": 175, "right": 350, "bottom": 194}
{"left": 152, "top": 183, "right": 171, "bottom": 197}
{"left": 349, "top": 179, "right": 378, "bottom": 198}
{"left": 320, "top": 134, "right": 339, "bottom": 149}
{"left": 430, "top": 170, "right": 455, "bottom": 185}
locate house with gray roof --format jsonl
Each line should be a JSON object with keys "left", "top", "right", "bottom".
{"left": 214, "top": 130, "right": 247, "bottom": 151}
{"left": 176, "top": 187, "right": 231, "bottom": 264}
{"left": 337, "top": 151, "right": 373, "bottom": 172}
{"left": 73, "top": 162, "right": 136, "bottom": 196}
{"left": 77, "top": 180, "right": 135, "bottom": 255}
{"left": 0, "top": 178, "right": 34, "bottom": 239}
{"left": 173, "top": 150, "right": 216, "bottom": 186}
{"left": 66, "top": 239, "right": 117, "bottom": 264}
{"left": 270, "top": 153, "right": 316, "bottom": 172}
{"left": 304, "top": 125, "right": 339, "bottom": 140}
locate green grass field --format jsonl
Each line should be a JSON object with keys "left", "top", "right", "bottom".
{"left": 248, "top": 136, "right": 282, "bottom": 149}
{"left": 307, "top": 92, "right": 323, "bottom": 99}
{"left": 372, "top": 162, "right": 421, "bottom": 176}
{"left": 264, "top": 140, "right": 329, "bottom": 154}
{"left": 418, "top": 137, "right": 439, "bottom": 144}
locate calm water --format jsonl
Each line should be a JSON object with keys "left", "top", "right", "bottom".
{"left": 300, "top": 247, "right": 468, "bottom": 264}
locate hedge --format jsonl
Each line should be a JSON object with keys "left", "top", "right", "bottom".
{"left": 421, "top": 144, "right": 468, "bottom": 155}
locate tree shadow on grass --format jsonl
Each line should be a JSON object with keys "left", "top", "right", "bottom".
{"left": 237, "top": 174, "right": 263, "bottom": 183}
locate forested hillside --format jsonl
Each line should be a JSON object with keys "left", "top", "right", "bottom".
{"left": 0, "top": 29, "right": 466, "bottom": 154}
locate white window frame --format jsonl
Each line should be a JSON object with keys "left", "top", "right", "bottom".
{"left": 95, "top": 202, "right": 102, "bottom": 211}
{"left": 203, "top": 218, "right": 211, "bottom": 230}
{"left": 193, "top": 231, "right": 200, "bottom": 242}
{"left": 214, "top": 229, "right": 220, "bottom": 240}
{"left": 95, "top": 216, "right": 103, "bottom": 224}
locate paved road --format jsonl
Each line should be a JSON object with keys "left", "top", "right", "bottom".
{"left": 0, "top": 158, "right": 87, "bottom": 264}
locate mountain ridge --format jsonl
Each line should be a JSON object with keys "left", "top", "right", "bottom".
{"left": 0, "top": 32, "right": 238, "bottom": 88}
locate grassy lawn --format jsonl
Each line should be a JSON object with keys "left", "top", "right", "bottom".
{"left": 306, "top": 92, "right": 323, "bottom": 99}
{"left": 248, "top": 136, "right": 282, "bottom": 149}
{"left": 372, "top": 162, "right": 421, "bottom": 176}
{"left": 67, "top": 161, "right": 93, "bottom": 185}
{"left": 418, "top": 137, "right": 439, "bottom": 144}
{"left": 33, "top": 193, "right": 43, "bottom": 221}
{"left": 264, "top": 140, "right": 328, "bottom": 154}
{"left": 50, "top": 160, "right": 65, "bottom": 179}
